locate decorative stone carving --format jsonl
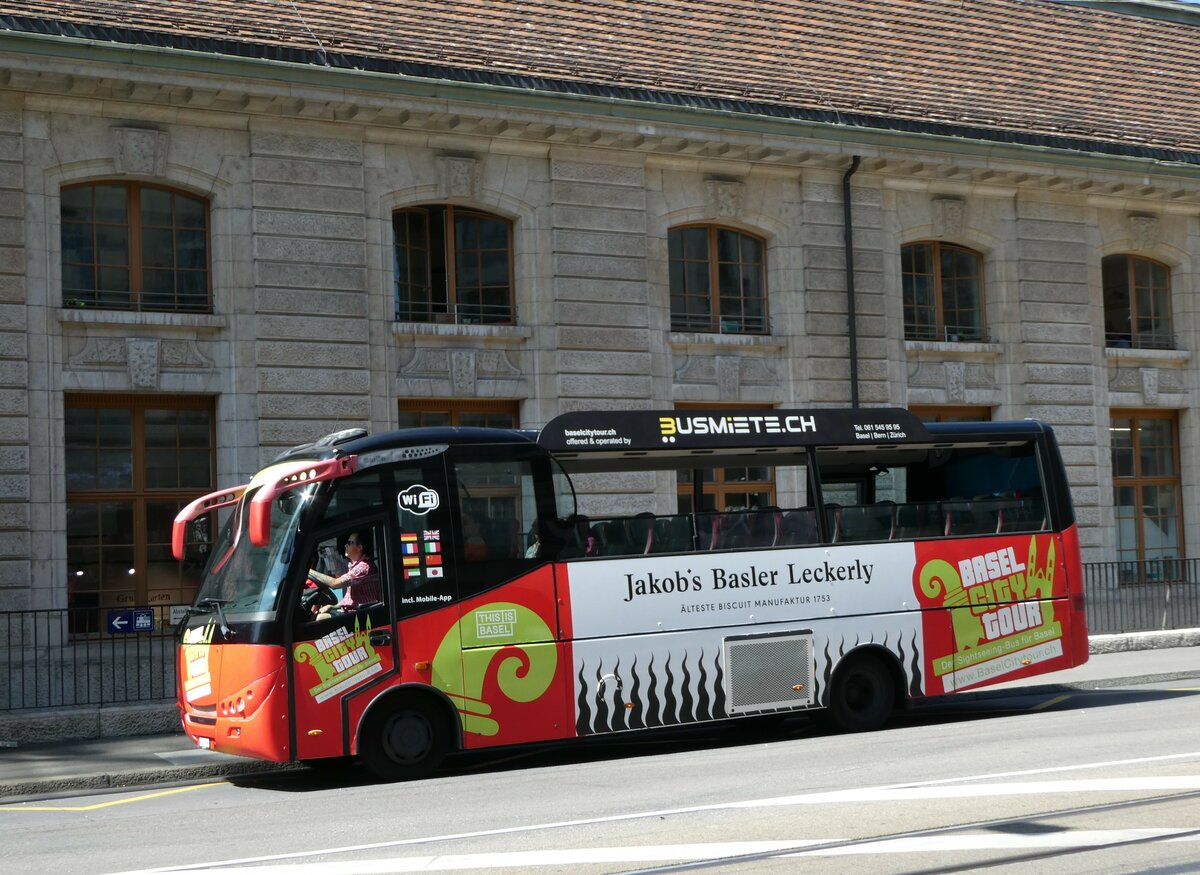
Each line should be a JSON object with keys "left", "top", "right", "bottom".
{"left": 400, "top": 349, "right": 451, "bottom": 378}
{"left": 704, "top": 178, "right": 744, "bottom": 219}
{"left": 66, "top": 337, "right": 127, "bottom": 367}
{"left": 933, "top": 196, "right": 966, "bottom": 239}
{"left": 474, "top": 350, "right": 522, "bottom": 381}
{"left": 437, "top": 155, "right": 480, "bottom": 200}
{"left": 1128, "top": 213, "right": 1159, "bottom": 252}
{"left": 1140, "top": 367, "right": 1159, "bottom": 405}
{"left": 673, "top": 353, "right": 778, "bottom": 398}
{"left": 112, "top": 127, "right": 169, "bottom": 176}
{"left": 673, "top": 355, "right": 717, "bottom": 386}
{"left": 716, "top": 355, "right": 740, "bottom": 399}
{"left": 450, "top": 350, "right": 476, "bottom": 394}
{"left": 945, "top": 360, "right": 966, "bottom": 403}
{"left": 126, "top": 338, "right": 160, "bottom": 388}
{"left": 159, "top": 340, "right": 213, "bottom": 369}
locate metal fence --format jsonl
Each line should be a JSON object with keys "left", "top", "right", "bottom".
{"left": 0, "top": 606, "right": 180, "bottom": 712}
{"left": 1, "top": 562, "right": 1198, "bottom": 712}
{"left": 1083, "top": 558, "right": 1200, "bottom": 635}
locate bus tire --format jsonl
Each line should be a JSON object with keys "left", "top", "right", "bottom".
{"left": 827, "top": 652, "right": 895, "bottom": 733}
{"left": 359, "top": 697, "right": 448, "bottom": 782}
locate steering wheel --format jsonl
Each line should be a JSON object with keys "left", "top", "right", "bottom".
{"left": 301, "top": 585, "right": 338, "bottom": 613}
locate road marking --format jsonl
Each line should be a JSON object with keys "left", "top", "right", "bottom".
{"left": 110, "top": 759, "right": 1200, "bottom": 874}
{"left": 106, "top": 830, "right": 1200, "bottom": 873}
{"left": 0, "top": 782, "right": 221, "bottom": 812}
{"left": 1030, "top": 693, "right": 1072, "bottom": 711}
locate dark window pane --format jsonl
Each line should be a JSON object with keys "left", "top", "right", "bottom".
{"left": 478, "top": 218, "right": 508, "bottom": 249}
{"left": 144, "top": 410, "right": 177, "bottom": 448}
{"left": 142, "top": 229, "right": 175, "bottom": 268}
{"left": 176, "top": 230, "right": 207, "bottom": 270}
{"left": 682, "top": 227, "right": 708, "bottom": 261}
{"left": 98, "top": 409, "right": 131, "bottom": 447}
{"left": 178, "top": 411, "right": 211, "bottom": 448}
{"left": 96, "top": 225, "right": 129, "bottom": 266}
{"left": 93, "top": 185, "right": 128, "bottom": 224}
{"left": 97, "top": 449, "right": 133, "bottom": 489}
{"left": 61, "top": 187, "right": 93, "bottom": 222}
{"left": 481, "top": 254, "right": 509, "bottom": 286}
{"left": 176, "top": 195, "right": 206, "bottom": 229}
{"left": 97, "top": 268, "right": 130, "bottom": 294}
{"left": 61, "top": 222, "right": 93, "bottom": 264}
{"left": 140, "top": 188, "right": 173, "bottom": 226}
{"left": 145, "top": 448, "right": 178, "bottom": 489}
{"left": 62, "top": 263, "right": 95, "bottom": 295}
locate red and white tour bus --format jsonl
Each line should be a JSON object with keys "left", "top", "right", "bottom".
{"left": 173, "top": 408, "right": 1088, "bottom": 779}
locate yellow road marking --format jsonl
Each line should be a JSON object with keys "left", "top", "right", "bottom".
{"left": 1031, "top": 693, "right": 1072, "bottom": 711}
{"left": 0, "top": 781, "right": 222, "bottom": 811}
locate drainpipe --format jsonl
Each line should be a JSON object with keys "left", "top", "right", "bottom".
{"left": 842, "top": 155, "right": 861, "bottom": 408}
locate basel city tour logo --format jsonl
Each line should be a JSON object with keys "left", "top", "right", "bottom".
{"left": 293, "top": 616, "right": 383, "bottom": 703}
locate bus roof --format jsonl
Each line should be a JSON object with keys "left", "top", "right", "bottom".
{"left": 270, "top": 411, "right": 1055, "bottom": 475}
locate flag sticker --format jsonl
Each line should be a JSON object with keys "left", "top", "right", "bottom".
{"left": 428, "top": 567, "right": 444, "bottom": 579}
{"left": 423, "top": 530, "right": 440, "bottom": 541}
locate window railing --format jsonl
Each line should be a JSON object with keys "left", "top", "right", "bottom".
{"left": 670, "top": 313, "right": 770, "bottom": 335}
{"left": 63, "top": 292, "right": 212, "bottom": 313}
{"left": 1104, "top": 331, "right": 1176, "bottom": 351}
{"left": 395, "top": 301, "right": 516, "bottom": 325}
{"left": 904, "top": 323, "right": 989, "bottom": 343}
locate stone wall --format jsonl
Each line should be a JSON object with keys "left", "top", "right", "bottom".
{"left": 0, "top": 53, "right": 1197, "bottom": 610}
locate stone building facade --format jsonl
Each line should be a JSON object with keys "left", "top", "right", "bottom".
{"left": 1, "top": 1, "right": 1199, "bottom": 621}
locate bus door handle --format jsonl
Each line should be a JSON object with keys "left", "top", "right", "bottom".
{"left": 369, "top": 631, "right": 391, "bottom": 646}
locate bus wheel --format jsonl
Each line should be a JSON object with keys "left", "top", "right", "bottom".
{"left": 827, "top": 653, "right": 895, "bottom": 733}
{"left": 359, "top": 699, "right": 448, "bottom": 782}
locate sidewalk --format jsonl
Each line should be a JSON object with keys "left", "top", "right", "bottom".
{"left": 0, "top": 641, "right": 1197, "bottom": 803}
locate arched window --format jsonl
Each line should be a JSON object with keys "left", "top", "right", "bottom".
{"left": 669, "top": 224, "right": 767, "bottom": 334}
{"left": 393, "top": 205, "right": 514, "bottom": 325}
{"left": 1103, "top": 254, "right": 1173, "bottom": 349}
{"left": 901, "top": 242, "right": 984, "bottom": 342}
{"left": 61, "top": 182, "right": 211, "bottom": 313}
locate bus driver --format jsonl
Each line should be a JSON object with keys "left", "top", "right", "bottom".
{"left": 306, "top": 531, "right": 382, "bottom": 619}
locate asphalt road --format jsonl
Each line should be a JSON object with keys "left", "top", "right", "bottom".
{"left": 4, "top": 678, "right": 1200, "bottom": 875}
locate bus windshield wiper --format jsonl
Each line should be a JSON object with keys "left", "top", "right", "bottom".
{"left": 197, "top": 598, "right": 236, "bottom": 639}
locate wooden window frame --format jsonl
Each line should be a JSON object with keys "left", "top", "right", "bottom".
{"left": 393, "top": 205, "right": 515, "bottom": 325}
{"left": 674, "top": 402, "right": 777, "bottom": 512}
{"left": 1102, "top": 253, "right": 1174, "bottom": 350}
{"left": 1110, "top": 409, "right": 1184, "bottom": 573}
{"left": 909, "top": 405, "right": 993, "bottom": 423}
{"left": 397, "top": 399, "right": 520, "bottom": 430}
{"left": 902, "top": 241, "right": 985, "bottom": 343}
{"left": 64, "top": 393, "right": 216, "bottom": 621}
{"left": 60, "top": 181, "right": 212, "bottom": 313}
{"left": 669, "top": 224, "right": 768, "bottom": 335}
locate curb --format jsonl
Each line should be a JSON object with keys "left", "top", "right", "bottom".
{"left": 0, "top": 760, "right": 301, "bottom": 805}
{"left": 1089, "top": 630, "right": 1200, "bottom": 653}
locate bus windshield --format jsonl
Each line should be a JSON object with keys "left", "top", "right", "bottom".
{"left": 192, "top": 486, "right": 311, "bottom": 615}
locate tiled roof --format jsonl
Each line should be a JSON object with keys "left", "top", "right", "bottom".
{"left": 2, "top": 1, "right": 1198, "bottom": 159}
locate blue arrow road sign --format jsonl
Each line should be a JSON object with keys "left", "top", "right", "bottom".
{"left": 108, "top": 608, "right": 155, "bottom": 634}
